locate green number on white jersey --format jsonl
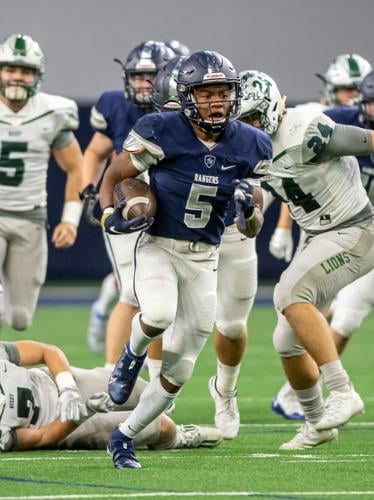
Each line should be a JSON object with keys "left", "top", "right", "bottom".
{"left": 0, "top": 141, "right": 28, "bottom": 186}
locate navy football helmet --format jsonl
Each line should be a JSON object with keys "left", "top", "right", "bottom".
{"left": 164, "top": 40, "right": 191, "bottom": 57}
{"left": 359, "top": 70, "right": 374, "bottom": 129}
{"left": 176, "top": 50, "right": 241, "bottom": 133}
{"left": 152, "top": 56, "right": 186, "bottom": 112}
{"left": 115, "top": 40, "right": 174, "bottom": 109}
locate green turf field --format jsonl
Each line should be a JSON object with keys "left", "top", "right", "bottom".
{"left": 1, "top": 304, "right": 373, "bottom": 499}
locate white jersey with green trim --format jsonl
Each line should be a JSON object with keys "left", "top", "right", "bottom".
{"left": 257, "top": 107, "right": 369, "bottom": 231}
{"left": 0, "top": 359, "right": 58, "bottom": 430}
{"left": 0, "top": 92, "right": 78, "bottom": 211}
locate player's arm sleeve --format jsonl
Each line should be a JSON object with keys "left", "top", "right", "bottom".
{"left": 314, "top": 124, "right": 373, "bottom": 162}
{"left": 123, "top": 129, "right": 165, "bottom": 173}
{"left": 302, "top": 113, "right": 336, "bottom": 163}
{"left": 51, "top": 101, "right": 79, "bottom": 149}
{"left": 0, "top": 342, "right": 20, "bottom": 364}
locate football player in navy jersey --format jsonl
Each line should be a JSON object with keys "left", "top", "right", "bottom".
{"left": 150, "top": 55, "right": 258, "bottom": 439}
{"left": 80, "top": 41, "right": 174, "bottom": 359}
{"left": 99, "top": 50, "right": 272, "bottom": 469}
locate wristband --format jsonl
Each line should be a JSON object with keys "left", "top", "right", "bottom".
{"left": 61, "top": 201, "right": 83, "bottom": 227}
{"left": 55, "top": 371, "right": 77, "bottom": 393}
{"left": 100, "top": 206, "right": 114, "bottom": 227}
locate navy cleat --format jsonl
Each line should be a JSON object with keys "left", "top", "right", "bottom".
{"left": 108, "top": 343, "right": 146, "bottom": 404}
{"left": 108, "top": 427, "right": 141, "bottom": 469}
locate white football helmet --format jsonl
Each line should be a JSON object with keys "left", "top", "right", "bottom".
{"left": 317, "top": 54, "right": 372, "bottom": 106}
{"left": 0, "top": 34, "right": 45, "bottom": 100}
{"left": 239, "top": 70, "right": 285, "bottom": 135}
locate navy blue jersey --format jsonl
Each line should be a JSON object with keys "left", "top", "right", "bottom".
{"left": 324, "top": 106, "right": 374, "bottom": 198}
{"left": 91, "top": 90, "right": 144, "bottom": 154}
{"left": 131, "top": 112, "right": 272, "bottom": 245}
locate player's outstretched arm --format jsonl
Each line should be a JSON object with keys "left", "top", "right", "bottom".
{"left": 82, "top": 132, "right": 114, "bottom": 188}
{"left": 14, "top": 420, "right": 77, "bottom": 451}
{"left": 14, "top": 341, "right": 87, "bottom": 423}
{"left": 52, "top": 138, "right": 84, "bottom": 249}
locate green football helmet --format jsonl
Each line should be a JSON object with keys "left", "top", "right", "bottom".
{"left": 239, "top": 70, "right": 285, "bottom": 135}
{"left": 317, "top": 54, "right": 372, "bottom": 106}
{"left": 0, "top": 34, "right": 45, "bottom": 99}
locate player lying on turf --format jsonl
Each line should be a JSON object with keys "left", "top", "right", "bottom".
{"left": 0, "top": 340, "right": 222, "bottom": 452}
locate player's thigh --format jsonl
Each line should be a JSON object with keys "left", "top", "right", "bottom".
{"left": 331, "top": 268, "right": 374, "bottom": 336}
{"left": 72, "top": 366, "right": 147, "bottom": 409}
{"left": 274, "top": 223, "right": 374, "bottom": 314}
{"left": 134, "top": 240, "right": 179, "bottom": 328}
{"left": 216, "top": 226, "right": 257, "bottom": 324}
{"left": 162, "top": 252, "right": 218, "bottom": 385}
{"left": 103, "top": 231, "right": 140, "bottom": 305}
{"left": 3, "top": 218, "right": 47, "bottom": 305}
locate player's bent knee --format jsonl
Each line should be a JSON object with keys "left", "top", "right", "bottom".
{"left": 11, "top": 307, "right": 32, "bottom": 331}
{"left": 216, "top": 320, "right": 246, "bottom": 339}
{"left": 272, "top": 318, "right": 306, "bottom": 357}
{"left": 141, "top": 304, "right": 174, "bottom": 331}
{"left": 161, "top": 358, "right": 195, "bottom": 387}
{"left": 331, "top": 309, "right": 365, "bottom": 339}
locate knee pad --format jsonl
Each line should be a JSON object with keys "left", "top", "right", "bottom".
{"left": 216, "top": 319, "right": 246, "bottom": 339}
{"left": 10, "top": 307, "right": 31, "bottom": 331}
{"left": 161, "top": 355, "right": 195, "bottom": 387}
{"left": 141, "top": 304, "right": 174, "bottom": 331}
{"left": 272, "top": 311, "right": 306, "bottom": 357}
{"left": 331, "top": 308, "right": 365, "bottom": 338}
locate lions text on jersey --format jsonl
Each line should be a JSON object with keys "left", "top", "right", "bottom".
{"left": 125, "top": 112, "right": 272, "bottom": 245}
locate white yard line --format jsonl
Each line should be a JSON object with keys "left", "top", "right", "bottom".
{"left": 1, "top": 491, "right": 374, "bottom": 499}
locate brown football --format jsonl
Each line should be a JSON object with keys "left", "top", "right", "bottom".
{"left": 113, "top": 178, "right": 157, "bottom": 221}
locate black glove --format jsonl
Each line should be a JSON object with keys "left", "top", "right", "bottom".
{"left": 101, "top": 205, "right": 154, "bottom": 235}
{"left": 80, "top": 184, "right": 100, "bottom": 226}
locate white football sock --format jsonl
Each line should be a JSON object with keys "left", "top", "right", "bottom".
{"left": 294, "top": 382, "right": 324, "bottom": 423}
{"left": 216, "top": 360, "right": 240, "bottom": 394}
{"left": 129, "top": 313, "right": 155, "bottom": 356}
{"left": 320, "top": 360, "right": 351, "bottom": 392}
{"left": 119, "top": 376, "right": 178, "bottom": 438}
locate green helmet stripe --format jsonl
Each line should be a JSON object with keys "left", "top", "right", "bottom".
{"left": 14, "top": 35, "right": 27, "bottom": 56}
{"left": 348, "top": 56, "right": 361, "bottom": 77}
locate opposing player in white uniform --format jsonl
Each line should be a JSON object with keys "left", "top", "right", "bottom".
{"left": 0, "top": 340, "right": 223, "bottom": 452}
{"left": 240, "top": 70, "right": 374, "bottom": 450}
{"left": 269, "top": 54, "right": 372, "bottom": 419}
{"left": 0, "top": 34, "right": 83, "bottom": 330}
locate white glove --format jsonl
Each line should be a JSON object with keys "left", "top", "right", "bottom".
{"left": 86, "top": 392, "right": 118, "bottom": 413}
{"left": 56, "top": 387, "right": 88, "bottom": 422}
{"left": 269, "top": 227, "right": 293, "bottom": 262}
{"left": 0, "top": 426, "right": 16, "bottom": 452}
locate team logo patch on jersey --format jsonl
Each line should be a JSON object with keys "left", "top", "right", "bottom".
{"left": 204, "top": 155, "right": 216, "bottom": 168}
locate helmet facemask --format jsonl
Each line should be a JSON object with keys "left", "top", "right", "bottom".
{"left": 116, "top": 41, "right": 175, "bottom": 111}
{"left": 180, "top": 82, "right": 241, "bottom": 133}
